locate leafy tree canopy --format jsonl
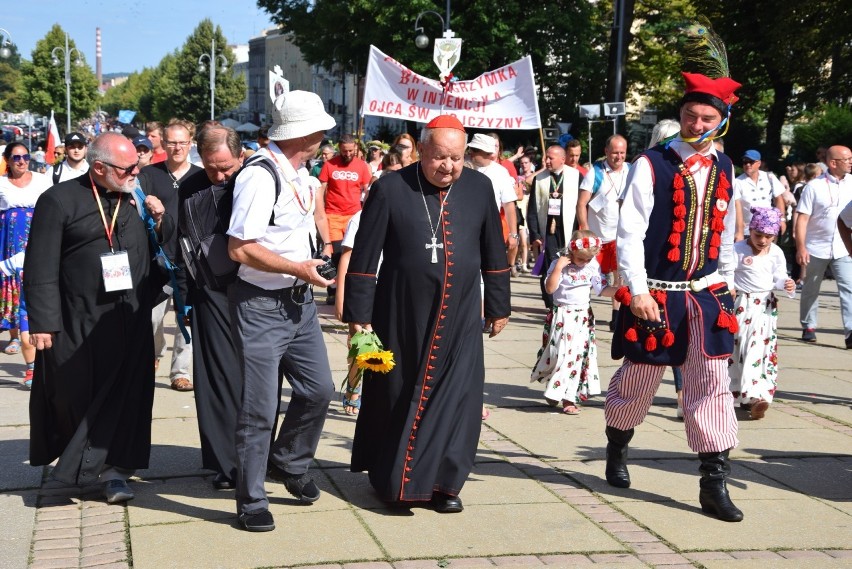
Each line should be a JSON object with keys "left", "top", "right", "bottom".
{"left": 0, "top": 42, "right": 24, "bottom": 112}
{"left": 19, "top": 25, "right": 99, "bottom": 132}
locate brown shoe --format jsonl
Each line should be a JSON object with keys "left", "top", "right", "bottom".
{"left": 750, "top": 399, "right": 769, "bottom": 420}
{"left": 171, "top": 377, "right": 194, "bottom": 391}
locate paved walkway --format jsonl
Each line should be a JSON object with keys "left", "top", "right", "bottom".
{"left": 1, "top": 275, "right": 850, "bottom": 569}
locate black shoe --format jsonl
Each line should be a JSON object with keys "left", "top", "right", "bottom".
{"left": 430, "top": 491, "right": 463, "bottom": 513}
{"left": 268, "top": 464, "right": 321, "bottom": 503}
{"left": 698, "top": 450, "right": 744, "bottom": 522}
{"left": 238, "top": 509, "right": 275, "bottom": 532}
{"left": 846, "top": 333, "right": 852, "bottom": 349}
{"left": 212, "top": 473, "right": 235, "bottom": 490}
{"left": 604, "top": 426, "right": 633, "bottom": 488}
{"left": 801, "top": 328, "right": 817, "bottom": 342}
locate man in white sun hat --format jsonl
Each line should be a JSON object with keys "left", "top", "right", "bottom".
{"left": 226, "top": 90, "right": 337, "bottom": 532}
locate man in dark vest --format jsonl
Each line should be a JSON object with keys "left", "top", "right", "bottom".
{"left": 604, "top": 63, "right": 745, "bottom": 522}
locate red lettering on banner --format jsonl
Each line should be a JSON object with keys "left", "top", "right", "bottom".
{"left": 369, "top": 100, "right": 404, "bottom": 116}
{"left": 508, "top": 66, "right": 517, "bottom": 78}
{"left": 417, "top": 107, "right": 430, "bottom": 120}
{"left": 400, "top": 70, "right": 411, "bottom": 84}
{"left": 407, "top": 88, "right": 419, "bottom": 101}
{"left": 423, "top": 91, "right": 439, "bottom": 105}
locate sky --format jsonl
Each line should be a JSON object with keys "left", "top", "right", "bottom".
{"left": 6, "top": 0, "right": 278, "bottom": 75}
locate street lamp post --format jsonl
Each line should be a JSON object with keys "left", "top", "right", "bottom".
{"left": 0, "top": 27, "right": 14, "bottom": 59}
{"left": 198, "top": 37, "right": 228, "bottom": 121}
{"left": 52, "top": 32, "right": 82, "bottom": 134}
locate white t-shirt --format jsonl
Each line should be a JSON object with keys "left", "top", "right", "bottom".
{"left": 795, "top": 172, "right": 851, "bottom": 259}
{"left": 0, "top": 172, "right": 52, "bottom": 209}
{"left": 839, "top": 198, "right": 852, "bottom": 229}
{"left": 45, "top": 160, "right": 89, "bottom": 184}
{"left": 227, "top": 145, "right": 318, "bottom": 289}
{"left": 732, "top": 240, "right": 790, "bottom": 294}
{"left": 735, "top": 170, "right": 784, "bottom": 230}
{"left": 475, "top": 162, "right": 516, "bottom": 210}
{"left": 547, "top": 256, "right": 608, "bottom": 308}
{"left": 580, "top": 163, "right": 628, "bottom": 243}
{"left": 342, "top": 210, "right": 383, "bottom": 271}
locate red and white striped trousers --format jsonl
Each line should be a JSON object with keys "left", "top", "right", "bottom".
{"left": 605, "top": 295, "right": 739, "bottom": 453}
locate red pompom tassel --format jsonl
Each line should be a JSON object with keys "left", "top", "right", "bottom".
{"left": 716, "top": 311, "right": 730, "bottom": 329}
{"left": 709, "top": 246, "right": 719, "bottom": 259}
{"left": 667, "top": 247, "right": 681, "bottom": 262}
{"left": 673, "top": 219, "right": 686, "bottom": 233}
{"left": 715, "top": 187, "right": 728, "bottom": 200}
{"left": 718, "top": 172, "right": 730, "bottom": 190}
{"left": 661, "top": 329, "right": 675, "bottom": 347}
{"left": 624, "top": 327, "right": 638, "bottom": 342}
{"left": 674, "top": 204, "right": 687, "bottom": 219}
{"left": 673, "top": 174, "right": 685, "bottom": 190}
{"left": 614, "top": 286, "right": 632, "bottom": 305}
{"left": 644, "top": 334, "right": 658, "bottom": 351}
{"left": 711, "top": 218, "right": 725, "bottom": 232}
{"left": 710, "top": 233, "right": 721, "bottom": 247}
{"left": 672, "top": 189, "right": 685, "bottom": 204}
{"left": 668, "top": 232, "right": 681, "bottom": 247}
{"left": 728, "top": 318, "right": 739, "bottom": 333}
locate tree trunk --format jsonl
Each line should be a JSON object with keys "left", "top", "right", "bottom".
{"left": 765, "top": 80, "right": 792, "bottom": 167}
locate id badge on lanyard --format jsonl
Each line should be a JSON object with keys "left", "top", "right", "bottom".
{"left": 548, "top": 198, "right": 562, "bottom": 216}
{"left": 91, "top": 177, "right": 133, "bottom": 292}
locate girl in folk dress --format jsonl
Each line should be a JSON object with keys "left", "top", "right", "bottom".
{"left": 531, "top": 230, "right": 616, "bottom": 414}
{"left": 729, "top": 207, "right": 796, "bottom": 420}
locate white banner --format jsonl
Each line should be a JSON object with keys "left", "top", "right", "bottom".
{"left": 362, "top": 45, "right": 541, "bottom": 130}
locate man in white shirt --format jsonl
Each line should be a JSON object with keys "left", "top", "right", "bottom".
{"left": 467, "top": 133, "right": 519, "bottom": 269}
{"left": 46, "top": 132, "right": 90, "bottom": 184}
{"left": 227, "top": 91, "right": 337, "bottom": 532}
{"left": 795, "top": 145, "right": 852, "bottom": 347}
{"left": 734, "top": 149, "right": 786, "bottom": 234}
{"left": 577, "top": 134, "right": 629, "bottom": 328}
{"left": 606, "top": 70, "right": 745, "bottom": 522}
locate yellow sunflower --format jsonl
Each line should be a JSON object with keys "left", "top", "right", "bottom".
{"left": 355, "top": 350, "right": 396, "bottom": 373}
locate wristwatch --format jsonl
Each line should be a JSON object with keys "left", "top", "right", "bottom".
{"left": 509, "top": 233, "right": 520, "bottom": 239}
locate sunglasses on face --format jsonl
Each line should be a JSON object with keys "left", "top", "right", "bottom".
{"left": 742, "top": 160, "right": 756, "bottom": 165}
{"left": 100, "top": 160, "right": 139, "bottom": 176}
{"left": 10, "top": 154, "right": 31, "bottom": 163}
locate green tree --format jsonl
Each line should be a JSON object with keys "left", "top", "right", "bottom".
{"left": 0, "top": 42, "right": 25, "bottom": 112}
{"left": 101, "top": 68, "right": 156, "bottom": 123}
{"left": 791, "top": 105, "right": 852, "bottom": 161}
{"left": 257, "top": 0, "right": 608, "bottom": 134}
{"left": 19, "top": 25, "right": 99, "bottom": 131}
{"left": 149, "top": 20, "right": 245, "bottom": 123}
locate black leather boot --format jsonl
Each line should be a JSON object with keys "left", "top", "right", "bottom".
{"left": 605, "top": 426, "right": 634, "bottom": 488}
{"left": 698, "top": 450, "right": 744, "bottom": 522}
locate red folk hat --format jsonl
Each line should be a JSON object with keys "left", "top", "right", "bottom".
{"left": 426, "top": 114, "right": 465, "bottom": 132}
{"left": 682, "top": 72, "right": 741, "bottom": 106}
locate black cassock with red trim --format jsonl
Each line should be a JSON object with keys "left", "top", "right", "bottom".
{"left": 343, "top": 164, "right": 511, "bottom": 502}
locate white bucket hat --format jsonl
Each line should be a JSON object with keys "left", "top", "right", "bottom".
{"left": 267, "top": 91, "right": 336, "bottom": 141}
{"left": 467, "top": 133, "right": 497, "bottom": 154}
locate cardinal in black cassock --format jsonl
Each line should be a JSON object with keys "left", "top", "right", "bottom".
{"left": 343, "top": 116, "right": 511, "bottom": 510}
{"left": 24, "top": 133, "right": 171, "bottom": 487}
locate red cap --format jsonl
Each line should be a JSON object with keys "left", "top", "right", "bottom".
{"left": 426, "top": 114, "right": 465, "bottom": 132}
{"left": 682, "top": 72, "right": 741, "bottom": 106}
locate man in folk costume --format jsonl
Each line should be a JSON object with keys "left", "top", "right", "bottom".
{"left": 343, "top": 115, "right": 511, "bottom": 513}
{"left": 604, "top": 21, "right": 745, "bottom": 522}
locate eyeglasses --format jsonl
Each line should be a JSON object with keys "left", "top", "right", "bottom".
{"left": 100, "top": 160, "right": 140, "bottom": 176}
{"left": 742, "top": 160, "right": 756, "bottom": 165}
{"left": 136, "top": 146, "right": 151, "bottom": 154}
{"left": 397, "top": 144, "right": 412, "bottom": 150}
{"left": 164, "top": 141, "right": 191, "bottom": 148}
{"left": 10, "top": 154, "right": 31, "bottom": 163}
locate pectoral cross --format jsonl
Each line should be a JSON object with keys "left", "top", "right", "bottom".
{"left": 172, "top": 181, "right": 179, "bottom": 189}
{"left": 425, "top": 237, "right": 443, "bottom": 264}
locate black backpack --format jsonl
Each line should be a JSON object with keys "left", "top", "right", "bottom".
{"left": 178, "top": 154, "right": 280, "bottom": 289}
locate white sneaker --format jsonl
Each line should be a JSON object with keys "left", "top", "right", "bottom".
{"left": 676, "top": 406, "right": 684, "bottom": 420}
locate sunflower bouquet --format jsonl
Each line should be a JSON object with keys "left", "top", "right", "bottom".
{"left": 341, "top": 330, "right": 395, "bottom": 414}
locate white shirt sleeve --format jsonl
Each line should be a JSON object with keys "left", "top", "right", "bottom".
{"left": 795, "top": 182, "right": 816, "bottom": 216}
{"left": 768, "top": 172, "right": 785, "bottom": 198}
{"left": 839, "top": 199, "right": 852, "bottom": 228}
{"left": 496, "top": 167, "right": 517, "bottom": 205}
{"left": 616, "top": 156, "right": 654, "bottom": 296}
{"left": 227, "top": 165, "right": 278, "bottom": 240}
{"left": 579, "top": 168, "right": 595, "bottom": 193}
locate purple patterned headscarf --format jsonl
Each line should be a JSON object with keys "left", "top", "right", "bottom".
{"left": 749, "top": 206, "right": 782, "bottom": 235}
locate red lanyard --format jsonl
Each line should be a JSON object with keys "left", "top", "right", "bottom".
{"left": 266, "top": 150, "right": 313, "bottom": 214}
{"left": 90, "top": 176, "right": 122, "bottom": 252}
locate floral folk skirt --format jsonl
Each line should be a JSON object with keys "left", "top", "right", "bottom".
{"left": 729, "top": 291, "right": 778, "bottom": 404}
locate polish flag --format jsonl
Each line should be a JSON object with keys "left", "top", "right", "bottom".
{"left": 44, "top": 111, "right": 61, "bottom": 165}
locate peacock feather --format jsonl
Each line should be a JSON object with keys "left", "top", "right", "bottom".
{"left": 682, "top": 17, "right": 729, "bottom": 79}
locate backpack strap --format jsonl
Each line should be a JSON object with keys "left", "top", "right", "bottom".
{"left": 241, "top": 154, "right": 282, "bottom": 225}
{"left": 52, "top": 162, "right": 63, "bottom": 185}
{"left": 133, "top": 186, "right": 191, "bottom": 344}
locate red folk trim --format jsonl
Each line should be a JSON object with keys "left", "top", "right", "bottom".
{"left": 398, "top": 188, "right": 453, "bottom": 500}
{"left": 484, "top": 267, "right": 512, "bottom": 273}
{"left": 347, "top": 272, "right": 377, "bottom": 277}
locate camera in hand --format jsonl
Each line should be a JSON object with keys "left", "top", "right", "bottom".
{"left": 315, "top": 254, "right": 337, "bottom": 280}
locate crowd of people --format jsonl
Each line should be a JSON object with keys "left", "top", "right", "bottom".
{"left": 0, "top": 61, "right": 850, "bottom": 533}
